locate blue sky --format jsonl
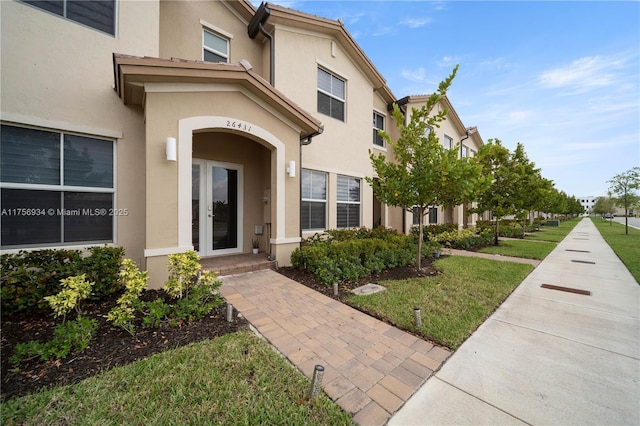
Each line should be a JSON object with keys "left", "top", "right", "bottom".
{"left": 259, "top": 1, "right": 639, "bottom": 198}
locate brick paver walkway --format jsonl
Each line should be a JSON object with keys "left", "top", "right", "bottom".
{"left": 219, "top": 270, "right": 451, "bottom": 425}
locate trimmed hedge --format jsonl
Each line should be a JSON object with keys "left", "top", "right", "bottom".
{"left": 476, "top": 220, "right": 537, "bottom": 237}
{"left": 1, "top": 246, "right": 124, "bottom": 315}
{"left": 291, "top": 227, "right": 435, "bottom": 285}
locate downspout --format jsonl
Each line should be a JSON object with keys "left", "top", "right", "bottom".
{"left": 248, "top": 3, "right": 274, "bottom": 85}
{"left": 299, "top": 129, "right": 324, "bottom": 241}
{"left": 259, "top": 23, "right": 274, "bottom": 86}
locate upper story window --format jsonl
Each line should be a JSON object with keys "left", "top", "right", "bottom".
{"left": 301, "top": 169, "right": 327, "bottom": 231}
{"left": 337, "top": 175, "right": 360, "bottom": 228}
{"left": 21, "top": 0, "right": 116, "bottom": 36}
{"left": 444, "top": 135, "right": 453, "bottom": 150}
{"left": 424, "top": 126, "right": 433, "bottom": 138}
{"left": 317, "top": 68, "right": 345, "bottom": 121}
{"left": 203, "top": 29, "right": 229, "bottom": 63}
{"left": 373, "top": 111, "right": 385, "bottom": 147}
{"left": 1, "top": 124, "right": 115, "bottom": 249}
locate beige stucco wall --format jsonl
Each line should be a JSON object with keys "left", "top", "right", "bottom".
{"left": 0, "top": 0, "right": 160, "bottom": 266}
{"left": 272, "top": 25, "right": 387, "bottom": 236}
{"left": 142, "top": 87, "right": 302, "bottom": 287}
{"left": 159, "top": 0, "right": 264, "bottom": 76}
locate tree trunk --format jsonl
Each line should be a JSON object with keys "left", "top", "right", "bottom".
{"left": 417, "top": 207, "right": 424, "bottom": 271}
{"left": 494, "top": 218, "right": 500, "bottom": 246}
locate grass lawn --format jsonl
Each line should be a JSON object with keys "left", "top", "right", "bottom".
{"left": 591, "top": 218, "right": 640, "bottom": 284}
{"left": 346, "top": 256, "right": 533, "bottom": 350}
{"left": 478, "top": 239, "right": 557, "bottom": 260}
{"left": 526, "top": 218, "right": 581, "bottom": 242}
{"left": 1, "top": 331, "right": 352, "bottom": 425}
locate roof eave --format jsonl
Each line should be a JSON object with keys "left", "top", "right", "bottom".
{"left": 113, "top": 54, "right": 322, "bottom": 138}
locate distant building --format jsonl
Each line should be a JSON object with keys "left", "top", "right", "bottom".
{"left": 578, "top": 196, "right": 597, "bottom": 214}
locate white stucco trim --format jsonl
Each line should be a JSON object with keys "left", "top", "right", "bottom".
{"left": 200, "top": 19, "right": 234, "bottom": 39}
{"left": 144, "top": 246, "right": 194, "bottom": 257}
{"left": 0, "top": 113, "right": 123, "bottom": 139}
{"left": 271, "top": 237, "right": 302, "bottom": 244}
{"left": 178, "top": 116, "right": 287, "bottom": 247}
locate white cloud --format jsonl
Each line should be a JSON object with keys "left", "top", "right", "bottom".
{"left": 537, "top": 55, "right": 626, "bottom": 91}
{"left": 399, "top": 17, "right": 432, "bottom": 28}
{"left": 401, "top": 67, "right": 427, "bottom": 82}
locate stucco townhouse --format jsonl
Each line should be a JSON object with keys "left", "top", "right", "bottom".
{"left": 0, "top": 0, "right": 482, "bottom": 288}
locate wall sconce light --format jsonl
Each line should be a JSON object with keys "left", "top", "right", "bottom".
{"left": 286, "top": 160, "right": 296, "bottom": 178}
{"left": 166, "top": 137, "right": 177, "bottom": 162}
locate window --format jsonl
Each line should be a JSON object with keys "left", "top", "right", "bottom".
{"left": 317, "top": 68, "right": 345, "bottom": 121}
{"left": 337, "top": 175, "right": 360, "bottom": 228}
{"left": 21, "top": 0, "right": 116, "bottom": 35}
{"left": 461, "top": 145, "right": 469, "bottom": 158}
{"left": 373, "top": 111, "right": 385, "bottom": 147}
{"left": 469, "top": 149, "right": 476, "bottom": 157}
{"left": 412, "top": 206, "right": 437, "bottom": 225}
{"left": 301, "top": 169, "right": 327, "bottom": 230}
{"left": 1, "top": 124, "right": 115, "bottom": 249}
{"left": 203, "top": 29, "right": 229, "bottom": 63}
{"left": 424, "top": 126, "right": 433, "bottom": 138}
{"left": 444, "top": 135, "right": 453, "bottom": 150}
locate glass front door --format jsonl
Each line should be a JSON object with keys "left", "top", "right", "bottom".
{"left": 193, "top": 159, "right": 243, "bottom": 256}
{"left": 211, "top": 166, "right": 237, "bottom": 250}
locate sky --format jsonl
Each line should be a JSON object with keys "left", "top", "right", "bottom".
{"left": 256, "top": 0, "right": 639, "bottom": 198}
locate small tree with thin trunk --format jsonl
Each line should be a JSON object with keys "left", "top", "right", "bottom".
{"left": 608, "top": 167, "right": 640, "bottom": 234}
{"left": 473, "top": 139, "right": 518, "bottom": 245}
{"left": 366, "top": 65, "right": 485, "bottom": 270}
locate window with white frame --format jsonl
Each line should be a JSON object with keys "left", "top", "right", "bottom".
{"left": 317, "top": 68, "right": 345, "bottom": 121}
{"left": 0, "top": 124, "right": 115, "bottom": 248}
{"left": 373, "top": 111, "right": 385, "bottom": 147}
{"left": 424, "top": 125, "right": 433, "bottom": 138}
{"left": 337, "top": 175, "right": 360, "bottom": 228}
{"left": 203, "top": 29, "right": 229, "bottom": 63}
{"left": 462, "top": 144, "right": 470, "bottom": 158}
{"left": 444, "top": 135, "right": 453, "bottom": 150}
{"left": 21, "top": 0, "right": 116, "bottom": 35}
{"left": 301, "top": 169, "right": 327, "bottom": 230}
{"left": 469, "top": 149, "right": 476, "bottom": 157}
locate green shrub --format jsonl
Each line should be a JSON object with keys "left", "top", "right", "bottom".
{"left": 10, "top": 315, "right": 98, "bottom": 364}
{"left": 476, "top": 220, "right": 536, "bottom": 238}
{"left": 1, "top": 246, "right": 124, "bottom": 315}
{"left": 44, "top": 274, "right": 94, "bottom": 320}
{"left": 81, "top": 246, "right": 125, "bottom": 300}
{"left": 108, "top": 252, "right": 224, "bottom": 332}
{"left": 10, "top": 274, "right": 97, "bottom": 365}
{"left": 291, "top": 230, "right": 417, "bottom": 285}
{"left": 107, "top": 259, "right": 149, "bottom": 335}
{"left": 1, "top": 249, "right": 82, "bottom": 314}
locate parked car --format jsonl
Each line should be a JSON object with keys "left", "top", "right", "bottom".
{"left": 604, "top": 213, "right": 614, "bottom": 218}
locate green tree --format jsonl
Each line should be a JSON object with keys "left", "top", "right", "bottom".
{"left": 473, "top": 139, "right": 518, "bottom": 245}
{"left": 510, "top": 143, "right": 543, "bottom": 236}
{"left": 608, "top": 167, "right": 640, "bottom": 234}
{"left": 366, "top": 65, "right": 485, "bottom": 270}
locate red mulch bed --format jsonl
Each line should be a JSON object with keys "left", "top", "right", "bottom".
{"left": 1, "top": 259, "right": 439, "bottom": 403}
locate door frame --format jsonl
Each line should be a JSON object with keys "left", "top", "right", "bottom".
{"left": 193, "top": 158, "right": 244, "bottom": 256}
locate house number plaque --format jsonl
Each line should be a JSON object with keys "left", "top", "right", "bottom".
{"left": 226, "top": 120, "right": 252, "bottom": 133}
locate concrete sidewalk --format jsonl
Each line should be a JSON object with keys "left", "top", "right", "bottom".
{"left": 389, "top": 218, "right": 640, "bottom": 425}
